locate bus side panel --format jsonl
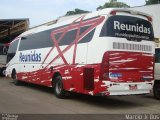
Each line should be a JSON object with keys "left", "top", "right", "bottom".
{"left": 17, "top": 66, "right": 46, "bottom": 84}
{"left": 83, "top": 68, "right": 94, "bottom": 90}
{"left": 59, "top": 64, "right": 108, "bottom": 96}
{"left": 61, "top": 65, "right": 84, "bottom": 93}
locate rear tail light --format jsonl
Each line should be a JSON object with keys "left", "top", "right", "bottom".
{"left": 100, "top": 52, "right": 109, "bottom": 80}
{"left": 110, "top": 10, "right": 152, "bottom": 22}
{"left": 146, "top": 16, "right": 152, "bottom": 22}
{"left": 110, "top": 11, "right": 117, "bottom": 15}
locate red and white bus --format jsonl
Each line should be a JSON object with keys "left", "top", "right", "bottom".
{"left": 5, "top": 8, "right": 155, "bottom": 98}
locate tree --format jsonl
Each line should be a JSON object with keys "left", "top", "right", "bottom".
{"left": 97, "top": 0, "right": 130, "bottom": 10}
{"left": 65, "top": 9, "right": 90, "bottom": 16}
{"left": 145, "top": 0, "right": 160, "bottom": 5}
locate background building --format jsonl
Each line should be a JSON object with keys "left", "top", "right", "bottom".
{"left": 0, "top": 19, "right": 29, "bottom": 76}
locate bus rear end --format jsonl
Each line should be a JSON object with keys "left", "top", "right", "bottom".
{"left": 99, "top": 9, "right": 154, "bottom": 95}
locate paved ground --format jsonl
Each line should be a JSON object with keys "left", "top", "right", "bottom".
{"left": 0, "top": 77, "right": 160, "bottom": 114}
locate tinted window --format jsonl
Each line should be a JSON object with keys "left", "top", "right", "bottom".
{"left": 19, "top": 30, "right": 54, "bottom": 51}
{"left": 19, "top": 23, "right": 95, "bottom": 50}
{"left": 55, "top": 32, "right": 63, "bottom": 40}
{"left": 8, "top": 40, "right": 19, "bottom": 54}
{"left": 100, "top": 15, "right": 154, "bottom": 41}
{"left": 54, "top": 27, "right": 95, "bottom": 45}
{"left": 155, "top": 48, "right": 160, "bottom": 63}
{"left": 58, "top": 29, "right": 77, "bottom": 46}
{"left": 7, "top": 40, "right": 19, "bottom": 63}
{"left": 80, "top": 26, "right": 90, "bottom": 35}
{"left": 79, "top": 29, "right": 95, "bottom": 43}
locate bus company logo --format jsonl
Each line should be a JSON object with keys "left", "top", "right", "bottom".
{"left": 19, "top": 51, "right": 41, "bottom": 62}
{"left": 114, "top": 21, "right": 151, "bottom": 34}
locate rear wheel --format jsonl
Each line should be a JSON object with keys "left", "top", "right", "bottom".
{"left": 54, "top": 76, "right": 67, "bottom": 99}
{"left": 0, "top": 67, "right": 6, "bottom": 77}
{"left": 153, "top": 82, "right": 160, "bottom": 100}
{"left": 12, "top": 70, "right": 21, "bottom": 85}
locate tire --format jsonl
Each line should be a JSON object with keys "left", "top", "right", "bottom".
{"left": 54, "top": 76, "right": 67, "bottom": 99}
{"left": 0, "top": 67, "right": 6, "bottom": 77}
{"left": 153, "top": 82, "right": 160, "bottom": 100}
{"left": 12, "top": 70, "right": 21, "bottom": 85}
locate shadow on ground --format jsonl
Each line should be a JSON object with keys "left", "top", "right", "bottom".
{"left": 9, "top": 79, "right": 158, "bottom": 110}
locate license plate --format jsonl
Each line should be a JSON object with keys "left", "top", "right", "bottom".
{"left": 129, "top": 85, "right": 137, "bottom": 90}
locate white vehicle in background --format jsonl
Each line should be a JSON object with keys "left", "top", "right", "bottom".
{"left": 154, "top": 47, "right": 160, "bottom": 99}
{"left": 0, "top": 44, "right": 8, "bottom": 77}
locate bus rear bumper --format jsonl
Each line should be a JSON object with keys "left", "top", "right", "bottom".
{"left": 103, "top": 81, "right": 154, "bottom": 96}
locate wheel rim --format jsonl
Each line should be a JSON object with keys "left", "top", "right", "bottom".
{"left": 56, "top": 81, "right": 62, "bottom": 94}
{"left": 12, "top": 71, "right": 18, "bottom": 84}
{"left": 2, "top": 69, "right": 6, "bottom": 76}
{"left": 13, "top": 73, "right": 17, "bottom": 80}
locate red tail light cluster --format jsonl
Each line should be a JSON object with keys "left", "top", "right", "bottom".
{"left": 110, "top": 10, "right": 152, "bottom": 22}
{"left": 146, "top": 16, "right": 152, "bottom": 22}
{"left": 100, "top": 52, "right": 109, "bottom": 81}
{"left": 110, "top": 11, "right": 117, "bottom": 15}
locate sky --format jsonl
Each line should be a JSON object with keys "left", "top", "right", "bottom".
{"left": 0, "top": 0, "right": 146, "bottom": 27}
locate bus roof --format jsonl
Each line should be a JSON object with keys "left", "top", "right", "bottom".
{"left": 18, "top": 8, "right": 152, "bottom": 38}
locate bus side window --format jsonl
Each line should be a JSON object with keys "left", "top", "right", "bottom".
{"left": 19, "top": 31, "right": 54, "bottom": 51}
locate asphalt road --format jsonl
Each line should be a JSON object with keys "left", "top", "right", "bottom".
{"left": 0, "top": 77, "right": 160, "bottom": 114}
